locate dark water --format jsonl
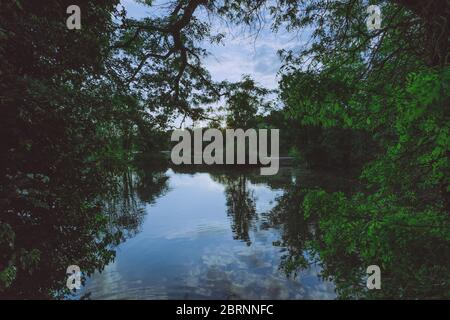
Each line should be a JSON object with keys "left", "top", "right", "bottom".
{"left": 3, "top": 156, "right": 447, "bottom": 299}
{"left": 72, "top": 167, "right": 347, "bottom": 300}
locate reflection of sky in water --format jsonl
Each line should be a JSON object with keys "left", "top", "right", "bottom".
{"left": 75, "top": 170, "right": 335, "bottom": 299}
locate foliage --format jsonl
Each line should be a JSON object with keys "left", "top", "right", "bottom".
{"left": 275, "top": 0, "right": 450, "bottom": 298}
{"left": 1, "top": 0, "right": 448, "bottom": 299}
{"left": 222, "top": 75, "right": 271, "bottom": 129}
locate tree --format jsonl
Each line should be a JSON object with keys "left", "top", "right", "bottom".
{"left": 1, "top": 0, "right": 448, "bottom": 299}
{"left": 0, "top": 0, "right": 171, "bottom": 297}
{"left": 274, "top": 0, "right": 450, "bottom": 298}
{"left": 222, "top": 76, "right": 270, "bottom": 129}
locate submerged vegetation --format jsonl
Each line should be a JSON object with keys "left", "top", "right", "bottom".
{"left": 0, "top": 0, "right": 448, "bottom": 298}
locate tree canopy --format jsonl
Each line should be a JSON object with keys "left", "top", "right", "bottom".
{"left": 0, "top": 0, "right": 448, "bottom": 298}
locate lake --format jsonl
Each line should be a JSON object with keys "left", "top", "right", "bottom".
{"left": 72, "top": 166, "right": 351, "bottom": 300}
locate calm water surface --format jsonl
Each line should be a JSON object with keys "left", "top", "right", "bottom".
{"left": 74, "top": 168, "right": 338, "bottom": 299}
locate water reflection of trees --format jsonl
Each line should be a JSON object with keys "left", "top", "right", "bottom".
{"left": 268, "top": 185, "right": 314, "bottom": 277}
{"left": 267, "top": 169, "right": 356, "bottom": 277}
{"left": 211, "top": 172, "right": 257, "bottom": 246}
{"left": 267, "top": 169, "right": 450, "bottom": 299}
{"left": 105, "top": 166, "right": 169, "bottom": 240}
{"left": 0, "top": 159, "right": 169, "bottom": 299}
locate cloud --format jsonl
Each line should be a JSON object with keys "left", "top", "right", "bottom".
{"left": 120, "top": 0, "right": 151, "bottom": 19}
{"left": 120, "top": 0, "right": 304, "bottom": 90}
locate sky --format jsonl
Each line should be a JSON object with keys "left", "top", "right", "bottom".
{"left": 120, "top": 0, "right": 307, "bottom": 89}
{"left": 119, "top": 0, "right": 308, "bottom": 126}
